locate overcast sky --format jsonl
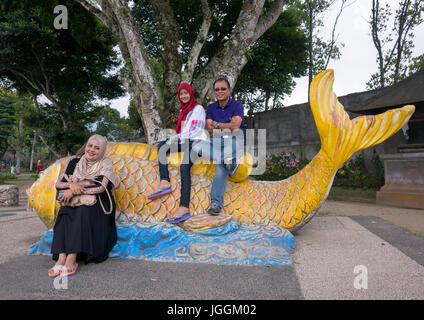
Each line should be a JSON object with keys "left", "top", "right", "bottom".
{"left": 110, "top": 0, "right": 424, "bottom": 117}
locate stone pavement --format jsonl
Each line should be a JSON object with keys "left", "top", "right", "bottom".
{"left": 0, "top": 196, "right": 423, "bottom": 300}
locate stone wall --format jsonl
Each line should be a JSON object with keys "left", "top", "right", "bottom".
{"left": 250, "top": 103, "right": 320, "bottom": 160}
{"left": 0, "top": 185, "right": 19, "bottom": 206}
{"left": 249, "top": 103, "right": 382, "bottom": 164}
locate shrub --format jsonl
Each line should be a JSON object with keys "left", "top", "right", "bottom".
{"left": 255, "top": 151, "right": 384, "bottom": 190}
{"left": 255, "top": 152, "right": 308, "bottom": 181}
{"left": 0, "top": 172, "right": 17, "bottom": 180}
{"left": 334, "top": 154, "right": 384, "bottom": 190}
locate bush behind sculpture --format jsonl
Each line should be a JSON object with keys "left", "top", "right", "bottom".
{"left": 256, "top": 151, "right": 384, "bottom": 190}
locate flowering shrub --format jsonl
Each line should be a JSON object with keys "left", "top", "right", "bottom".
{"left": 255, "top": 152, "right": 308, "bottom": 181}
{"left": 334, "top": 154, "right": 384, "bottom": 189}
{"left": 255, "top": 151, "right": 384, "bottom": 189}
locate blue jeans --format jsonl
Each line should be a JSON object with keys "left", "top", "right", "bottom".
{"left": 192, "top": 136, "right": 244, "bottom": 207}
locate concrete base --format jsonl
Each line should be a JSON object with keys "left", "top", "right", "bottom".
{"left": 377, "top": 184, "right": 424, "bottom": 209}
{"left": 377, "top": 152, "right": 424, "bottom": 209}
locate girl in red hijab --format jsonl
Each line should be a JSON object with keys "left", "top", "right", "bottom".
{"left": 148, "top": 83, "right": 208, "bottom": 223}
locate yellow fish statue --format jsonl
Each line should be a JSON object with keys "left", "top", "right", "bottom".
{"left": 27, "top": 70, "right": 415, "bottom": 232}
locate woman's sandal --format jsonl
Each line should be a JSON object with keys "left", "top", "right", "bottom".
{"left": 147, "top": 187, "right": 173, "bottom": 200}
{"left": 48, "top": 265, "right": 65, "bottom": 277}
{"left": 60, "top": 263, "right": 79, "bottom": 277}
{"left": 166, "top": 213, "right": 191, "bottom": 224}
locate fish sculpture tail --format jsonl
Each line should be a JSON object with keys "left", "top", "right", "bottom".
{"left": 224, "top": 69, "right": 415, "bottom": 231}
{"left": 310, "top": 69, "right": 414, "bottom": 169}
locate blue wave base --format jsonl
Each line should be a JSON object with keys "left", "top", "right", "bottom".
{"left": 28, "top": 220, "right": 296, "bottom": 266}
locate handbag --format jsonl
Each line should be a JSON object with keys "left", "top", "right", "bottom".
{"left": 59, "top": 174, "right": 113, "bottom": 214}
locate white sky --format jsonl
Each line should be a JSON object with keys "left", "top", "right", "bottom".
{"left": 109, "top": 0, "right": 424, "bottom": 117}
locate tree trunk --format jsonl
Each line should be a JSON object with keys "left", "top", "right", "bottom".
{"left": 29, "top": 130, "right": 37, "bottom": 172}
{"left": 371, "top": 0, "right": 386, "bottom": 88}
{"left": 265, "top": 91, "right": 270, "bottom": 111}
{"left": 77, "top": 0, "right": 163, "bottom": 143}
{"left": 307, "top": 0, "right": 313, "bottom": 100}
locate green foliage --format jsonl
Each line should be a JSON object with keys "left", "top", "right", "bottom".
{"left": 0, "top": 0, "right": 125, "bottom": 155}
{"left": 255, "top": 151, "right": 385, "bottom": 190}
{"left": 0, "top": 172, "right": 17, "bottom": 180}
{"left": 295, "top": 0, "right": 346, "bottom": 84}
{"left": 6, "top": 94, "right": 35, "bottom": 155}
{"left": 94, "top": 106, "right": 135, "bottom": 142}
{"left": 132, "top": 0, "right": 308, "bottom": 113}
{"left": 0, "top": 90, "right": 17, "bottom": 157}
{"left": 234, "top": 6, "right": 308, "bottom": 113}
{"left": 255, "top": 151, "right": 309, "bottom": 181}
{"left": 334, "top": 153, "right": 384, "bottom": 189}
{"left": 409, "top": 53, "right": 424, "bottom": 74}
{"left": 127, "top": 101, "right": 145, "bottom": 137}
{"left": 367, "top": 0, "right": 424, "bottom": 90}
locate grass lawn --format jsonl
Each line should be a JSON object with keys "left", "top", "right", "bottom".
{"left": 328, "top": 186, "right": 376, "bottom": 203}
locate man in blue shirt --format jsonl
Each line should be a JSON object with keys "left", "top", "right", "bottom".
{"left": 192, "top": 76, "right": 245, "bottom": 215}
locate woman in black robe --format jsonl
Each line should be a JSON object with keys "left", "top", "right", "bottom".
{"left": 48, "top": 135, "right": 117, "bottom": 277}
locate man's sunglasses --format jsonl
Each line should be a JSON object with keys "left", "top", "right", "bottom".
{"left": 214, "top": 87, "right": 228, "bottom": 92}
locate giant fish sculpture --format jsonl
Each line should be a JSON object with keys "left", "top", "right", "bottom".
{"left": 27, "top": 70, "right": 415, "bottom": 232}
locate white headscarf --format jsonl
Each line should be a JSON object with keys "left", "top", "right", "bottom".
{"left": 71, "top": 135, "right": 116, "bottom": 187}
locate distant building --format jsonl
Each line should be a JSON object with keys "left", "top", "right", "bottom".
{"left": 1, "top": 151, "right": 25, "bottom": 166}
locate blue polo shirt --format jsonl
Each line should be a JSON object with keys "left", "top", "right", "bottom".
{"left": 206, "top": 98, "right": 245, "bottom": 137}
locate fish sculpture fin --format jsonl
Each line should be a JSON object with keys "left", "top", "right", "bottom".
{"left": 310, "top": 69, "right": 415, "bottom": 167}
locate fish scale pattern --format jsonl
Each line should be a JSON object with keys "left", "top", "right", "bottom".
{"left": 220, "top": 152, "right": 336, "bottom": 230}
{"left": 108, "top": 151, "right": 217, "bottom": 221}
{"left": 106, "top": 140, "right": 336, "bottom": 232}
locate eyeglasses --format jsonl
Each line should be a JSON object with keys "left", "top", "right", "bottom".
{"left": 214, "top": 87, "right": 228, "bottom": 92}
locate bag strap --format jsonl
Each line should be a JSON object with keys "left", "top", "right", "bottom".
{"left": 84, "top": 177, "right": 113, "bottom": 215}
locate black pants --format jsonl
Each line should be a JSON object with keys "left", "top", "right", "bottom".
{"left": 157, "top": 140, "right": 199, "bottom": 208}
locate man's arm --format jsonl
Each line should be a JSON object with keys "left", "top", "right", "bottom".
{"left": 210, "top": 116, "right": 242, "bottom": 132}
{"left": 206, "top": 118, "right": 216, "bottom": 134}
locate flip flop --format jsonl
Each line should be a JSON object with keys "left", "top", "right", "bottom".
{"left": 166, "top": 213, "right": 191, "bottom": 224}
{"left": 59, "top": 263, "right": 79, "bottom": 277}
{"left": 48, "top": 265, "right": 64, "bottom": 277}
{"left": 147, "top": 187, "right": 173, "bottom": 200}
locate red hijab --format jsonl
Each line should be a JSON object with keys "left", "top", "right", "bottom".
{"left": 175, "top": 82, "right": 199, "bottom": 134}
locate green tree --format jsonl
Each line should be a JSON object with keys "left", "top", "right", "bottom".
{"left": 6, "top": 94, "right": 35, "bottom": 173}
{"left": 409, "top": 53, "right": 424, "bottom": 73}
{"left": 368, "top": 0, "right": 424, "bottom": 89}
{"left": 127, "top": 101, "right": 145, "bottom": 139}
{"left": 0, "top": 90, "right": 18, "bottom": 158}
{"left": 0, "top": 0, "right": 125, "bottom": 155}
{"left": 296, "top": 0, "right": 354, "bottom": 94}
{"left": 94, "top": 106, "right": 134, "bottom": 142}
{"left": 77, "top": 0, "right": 292, "bottom": 143}
{"left": 233, "top": 5, "right": 308, "bottom": 113}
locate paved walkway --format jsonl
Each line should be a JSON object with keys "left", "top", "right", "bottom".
{"left": 0, "top": 196, "right": 423, "bottom": 300}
